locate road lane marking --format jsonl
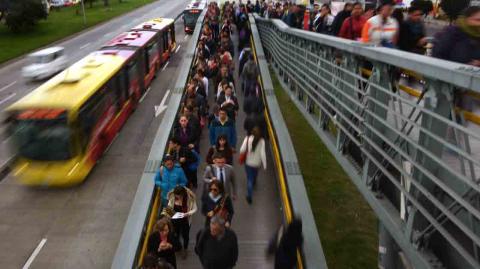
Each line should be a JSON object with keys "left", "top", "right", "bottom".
{"left": 139, "top": 87, "right": 152, "bottom": 103}
{"left": 0, "top": 81, "right": 16, "bottom": 93}
{"left": 161, "top": 61, "right": 169, "bottom": 71}
{"left": 80, "top": 43, "right": 91, "bottom": 49}
{"left": 22, "top": 238, "right": 47, "bottom": 269}
{"left": 154, "top": 89, "right": 170, "bottom": 117}
{"left": 0, "top": 93, "right": 17, "bottom": 106}
{"left": 175, "top": 45, "right": 181, "bottom": 54}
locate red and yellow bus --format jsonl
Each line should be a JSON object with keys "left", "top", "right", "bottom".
{"left": 103, "top": 18, "right": 176, "bottom": 90}
{"left": 3, "top": 18, "right": 176, "bottom": 186}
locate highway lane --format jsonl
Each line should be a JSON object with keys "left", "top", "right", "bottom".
{"left": 0, "top": 0, "right": 190, "bottom": 176}
{"left": 0, "top": 15, "right": 191, "bottom": 269}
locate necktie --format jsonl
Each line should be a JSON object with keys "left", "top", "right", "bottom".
{"left": 220, "top": 167, "right": 225, "bottom": 183}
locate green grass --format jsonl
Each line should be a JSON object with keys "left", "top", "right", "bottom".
{"left": 270, "top": 67, "right": 378, "bottom": 269}
{"left": 0, "top": 0, "right": 157, "bottom": 64}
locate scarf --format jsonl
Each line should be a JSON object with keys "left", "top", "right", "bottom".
{"left": 457, "top": 16, "right": 480, "bottom": 39}
{"left": 209, "top": 192, "right": 222, "bottom": 203}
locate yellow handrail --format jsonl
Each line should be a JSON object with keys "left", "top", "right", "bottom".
{"left": 137, "top": 188, "right": 162, "bottom": 268}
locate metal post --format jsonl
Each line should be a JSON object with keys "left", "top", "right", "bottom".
{"left": 81, "top": 0, "right": 87, "bottom": 25}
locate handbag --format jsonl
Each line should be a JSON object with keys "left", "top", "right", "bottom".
{"left": 238, "top": 136, "right": 249, "bottom": 165}
{"left": 214, "top": 195, "right": 230, "bottom": 221}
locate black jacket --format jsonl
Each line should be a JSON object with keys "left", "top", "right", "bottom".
{"left": 195, "top": 228, "right": 238, "bottom": 269}
{"left": 147, "top": 231, "right": 181, "bottom": 268}
{"left": 201, "top": 194, "right": 234, "bottom": 225}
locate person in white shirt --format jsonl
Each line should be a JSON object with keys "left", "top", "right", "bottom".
{"left": 239, "top": 127, "right": 266, "bottom": 204}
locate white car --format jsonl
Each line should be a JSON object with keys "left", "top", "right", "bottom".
{"left": 22, "top": 47, "right": 68, "bottom": 81}
{"left": 50, "top": 0, "right": 66, "bottom": 8}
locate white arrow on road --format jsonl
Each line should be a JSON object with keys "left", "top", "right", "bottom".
{"left": 154, "top": 89, "right": 170, "bottom": 117}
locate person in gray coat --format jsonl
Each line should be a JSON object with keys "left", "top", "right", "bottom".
{"left": 203, "top": 152, "right": 237, "bottom": 200}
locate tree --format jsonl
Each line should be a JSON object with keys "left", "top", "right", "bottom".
{"left": 440, "top": 0, "right": 470, "bottom": 22}
{"left": 5, "top": 0, "right": 47, "bottom": 32}
{"left": 0, "top": 0, "right": 10, "bottom": 21}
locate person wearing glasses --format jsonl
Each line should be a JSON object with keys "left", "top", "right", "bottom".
{"left": 201, "top": 180, "right": 234, "bottom": 227}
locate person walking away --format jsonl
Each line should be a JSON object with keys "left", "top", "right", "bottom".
{"left": 241, "top": 54, "right": 259, "bottom": 96}
{"left": 167, "top": 186, "right": 197, "bottom": 259}
{"left": 239, "top": 127, "right": 266, "bottom": 204}
{"left": 147, "top": 218, "right": 181, "bottom": 268}
{"left": 155, "top": 155, "right": 187, "bottom": 208}
{"left": 195, "top": 215, "right": 238, "bottom": 269}
{"left": 331, "top": 2, "right": 353, "bottom": 36}
{"left": 361, "top": 1, "right": 398, "bottom": 47}
{"left": 201, "top": 180, "right": 234, "bottom": 227}
{"left": 338, "top": 2, "right": 366, "bottom": 41}
{"left": 266, "top": 217, "right": 304, "bottom": 269}
{"left": 204, "top": 152, "right": 237, "bottom": 199}
{"left": 209, "top": 107, "right": 237, "bottom": 150}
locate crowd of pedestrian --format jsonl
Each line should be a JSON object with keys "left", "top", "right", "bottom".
{"left": 257, "top": 0, "right": 480, "bottom": 66}
{"left": 144, "top": 1, "right": 286, "bottom": 268}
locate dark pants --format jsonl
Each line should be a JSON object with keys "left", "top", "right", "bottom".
{"left": 245, "top": 165, "right": 259, "bottom": 199}
{"left": 185, "top": 169, "right": 198, "bottom": 189}
{"left": 173, "top": 218, "right": 190, "bottom": 250}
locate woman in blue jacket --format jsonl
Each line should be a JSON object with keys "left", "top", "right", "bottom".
{"left": 155, "top": 155, "right": 188, "bottom": 207}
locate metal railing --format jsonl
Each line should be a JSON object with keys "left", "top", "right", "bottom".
{"left": 255, "top": 15, "right": 480, "bottom": 269}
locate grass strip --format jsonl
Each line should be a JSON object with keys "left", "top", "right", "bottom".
{"left": 0, "top": 0, "right": 157, "bottom": 64}
{"left": 270, "top": 67, "right": 378, "bottom": 269}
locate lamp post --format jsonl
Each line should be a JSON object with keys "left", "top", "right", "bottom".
{"left": 81, "top": 0, "right": 87, "bottom": 25}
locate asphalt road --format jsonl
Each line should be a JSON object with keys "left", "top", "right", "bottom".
{"left": 0, "top": 0, "right": 189, "bottom": 173}
{"left": 0, "top": 0, "right": 193, "bottom": 268}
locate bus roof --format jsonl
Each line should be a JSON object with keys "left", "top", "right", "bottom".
{"left": 131, "top": 18, "right": 175, "bottom": 32}
{"left": 103, "top": 30, "right": 157, "bottom": 48}
{"left": 6, "top": 54, "right": 126, "bottom": 113}
{"left": 93, "top": 49, "right": 136, "bottom": 59}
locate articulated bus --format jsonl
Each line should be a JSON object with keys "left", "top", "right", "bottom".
{"left": 183, "top": 0, "right": 207, "bottom": 34}
{"left": 3, "top": 18, "right": 175, "bottom": 186}
{"left": 103, "top": 18, "right": 176, "bottom": 90}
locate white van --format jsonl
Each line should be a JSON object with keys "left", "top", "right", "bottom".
{"left": 22, "top": 47, "right": 68, "bottom": 81}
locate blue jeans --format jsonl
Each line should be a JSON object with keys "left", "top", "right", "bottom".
{"left": 245, "top": 165, "right": 259, "bottom": 199}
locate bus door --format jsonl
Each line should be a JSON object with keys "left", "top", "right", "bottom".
{"left": 144, "top": 41, "right": 159, "bottom": 87}
{"left": 125, "top": 56, "right": 142, "bottom": 100}
{"left": 170, "top": 24, "right": 176, "bottom": 50}
{"left": 162, "top": 30, "right": 169, "bottom": 61}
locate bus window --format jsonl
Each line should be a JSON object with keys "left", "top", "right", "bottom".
{"left": 147, "top": 42, "right": 159, "bottom": 65}
{"left": 163, "top": 31, "right": 169, "bottom": 52}
{"left": 126, "top": 59, "right": 139, "bottom": 96}
{"left": 170, "top": 25, "right": 175, "bottom": 44}
{"left": 158, "top": 34, "right": 165, "bottom": 54}
{"left": 107, "top": 75, "right": 126, "bottom": 107}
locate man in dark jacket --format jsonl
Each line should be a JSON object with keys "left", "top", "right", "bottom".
{"left": 398, "top": 6, "right": 427, "bottom": 54}
{"left": 195, "top": 215, "right": 238, "bottom": 269}
{"left": 331, "top": 2, "right": 353, "bottom": 36}
{"left": 209, "top": 107, "right": 237, "bottom": 148}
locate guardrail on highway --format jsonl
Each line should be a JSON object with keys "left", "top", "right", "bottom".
{"left": 255, "top": 14, "right": 480, "bottom": 269}
{"left": 111, "top": 11, "right": 205, "bottom": 269}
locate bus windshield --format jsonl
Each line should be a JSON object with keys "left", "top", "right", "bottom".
{"left": 9, "top": 117, "right": 72, "bottom": 161}
{"left": 184, "top": 10, "right": 201, "bottom": 25}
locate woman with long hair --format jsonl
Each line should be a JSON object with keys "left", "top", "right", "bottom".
{"left": 201, "top": 180, "right": 234, "bottom": 227}
{"left": 167, "top": 186, "right": 197, "bottom": 259}
{"left": 147, "top": 218, "right": 180, "bottom": 268}
{"left": 206, "top": 134, "right": 234, "bottom": 165}
{"left": 239, "top": 127, "right": 266, "bottom": 204}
